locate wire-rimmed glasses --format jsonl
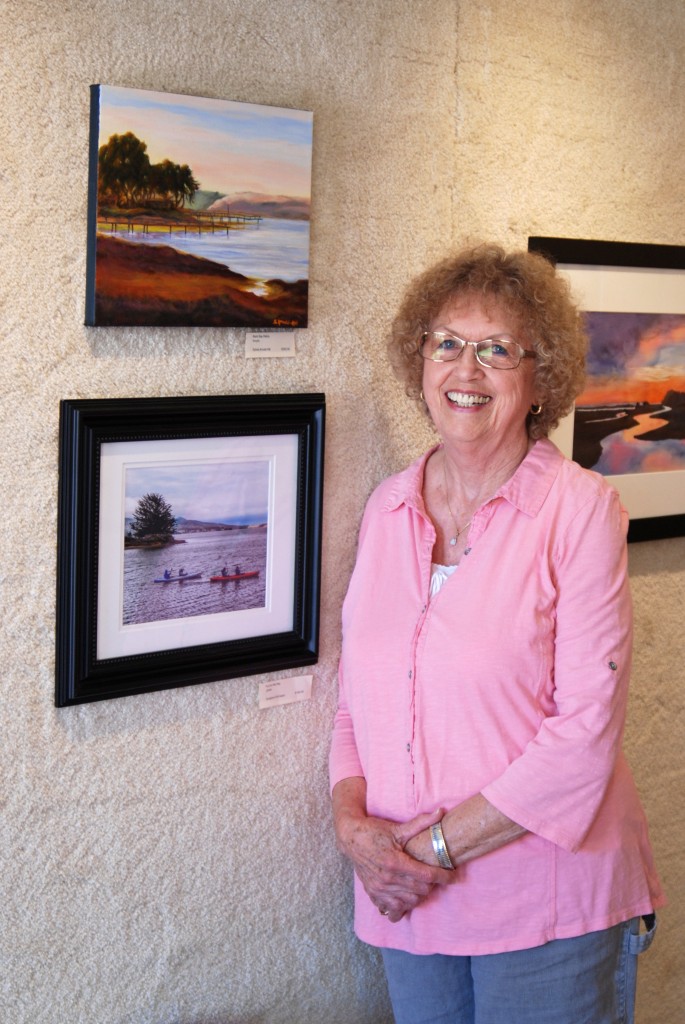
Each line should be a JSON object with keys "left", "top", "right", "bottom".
{"left": 419, "top": 331, "right": 537, "bottom": 370}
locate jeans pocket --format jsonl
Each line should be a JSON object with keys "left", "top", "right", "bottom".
{"left": 628, "top": 912, "right": 658, "bottom": 955}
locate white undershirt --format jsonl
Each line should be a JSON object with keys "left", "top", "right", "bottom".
{"left": 429, "top": 562, "right": 458, "bottom": 599}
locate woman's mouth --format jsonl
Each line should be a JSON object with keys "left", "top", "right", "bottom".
{"left": 446, "top": 391, "right": 491, "bottom": 408}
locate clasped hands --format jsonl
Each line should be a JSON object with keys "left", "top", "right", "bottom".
{"left": 335, "top": 806, "right": 457, "bottom": 923}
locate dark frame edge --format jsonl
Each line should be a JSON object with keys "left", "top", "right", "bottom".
{"left": 528, "top": 236, "right": 685, "bottom": 271}
{"left": 55, "top": 393, "right": 326, "bottom": 707}
{"left": 297, "top": 401, "right": 325, "bottom": 656}
{"left": 84, "top": 85, "right": 100, "bottom": 326}
{"left": 55, "top": 400, "right": 81, "bottom": 705}
{"left": 626, "top": 514, "right": 685, "bottom": 544}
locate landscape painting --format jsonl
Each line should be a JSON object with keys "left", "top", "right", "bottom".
{"left": 86, "top": 84, "right": 313, "bottom": 327}
{"left": 123, "top": 460, "right": 269, "bottom": 628}
{"left": 572, "top": 312, "right": 685, "bottom": 475}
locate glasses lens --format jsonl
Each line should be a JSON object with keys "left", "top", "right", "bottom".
{"left": 420, "top": 332, "right": 463, "bottom": 361}
{"left": 476, "top": 338, "right": 522, "bottom": 368}
{"left": 420, "top": 333, "right": 528, "bottom": 368}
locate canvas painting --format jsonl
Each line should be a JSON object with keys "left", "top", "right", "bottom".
{"left": 86, "top": 84, "right": 313, "bottom": 327}
{"left": 572, "top": 312, "right": 685, "bottom": 474}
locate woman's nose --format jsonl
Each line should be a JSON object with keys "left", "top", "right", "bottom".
{"left": 450, "top": 342, "right": 483, "bottom": 376}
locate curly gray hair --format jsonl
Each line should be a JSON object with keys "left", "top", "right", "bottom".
{"left": 388, "top": 243, "right": 587, "bottom": 439}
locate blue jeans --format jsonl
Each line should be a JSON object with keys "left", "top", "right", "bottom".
{"left": 381, "top": 916, "right": 657, "bottom": 1024}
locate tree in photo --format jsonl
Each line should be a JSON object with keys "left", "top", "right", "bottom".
{"left": 130, "top": 492, "right": 176, "bottom": 543}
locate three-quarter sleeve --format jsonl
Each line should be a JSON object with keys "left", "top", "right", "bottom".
{"left": 482, "top": 485, "right": 632, "bottom": 852}
{"left": 329, "top": 662, "right": 365, "bottom": 793}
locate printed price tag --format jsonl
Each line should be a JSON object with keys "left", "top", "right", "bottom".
{"left": 246, "top": 330, "right": 296, "bottom": 358}
{"left": 259, "top": 674, "right": 313, "bottom": 709}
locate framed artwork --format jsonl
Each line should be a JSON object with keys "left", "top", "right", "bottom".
{"left": 56, "top": 394, "right": 325, "bottom": 706}
{"left": 86, "top": 84, "right": 313, "bottom": 327}
{"left": 528, "top": 237, "right": 685, "bottom": 542}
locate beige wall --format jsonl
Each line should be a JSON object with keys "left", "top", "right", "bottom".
{"left": 1, "top": 1, "right": 682, "bottom": 1022}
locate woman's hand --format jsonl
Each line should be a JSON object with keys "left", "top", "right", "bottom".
{"left": 405, "top": 793, "right": 527, "bottom": 869}
{"left": 403, "top": 824, "right": 439, "bottom": 867}
{"left": 332, "top": 778, "right": 455, "bottom": 922}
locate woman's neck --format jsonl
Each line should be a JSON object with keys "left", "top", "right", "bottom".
{"left": 440, "top": 433, "right": 533, "bottom": 511}
{"left": 422, "top": 434, "right": 535, "bottom": 568}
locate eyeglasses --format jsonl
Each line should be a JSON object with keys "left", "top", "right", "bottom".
{"left": 419, "top": 331, "right": 537, "bottom": 370}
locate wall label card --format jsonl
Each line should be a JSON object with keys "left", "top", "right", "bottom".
{"left": 246, "top": 330, "right": 297, "bottom": 358}
{"left": 259, "top": 674, "right": 313, "bottom": 708}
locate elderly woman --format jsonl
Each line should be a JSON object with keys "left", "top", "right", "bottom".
{"left": 330, "top": 245, "right": 664, "bottom": 1024}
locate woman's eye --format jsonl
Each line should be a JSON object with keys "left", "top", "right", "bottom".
{"left": 438, "top": 337, "right": 457, "bottom": 351}
{"left": 489, "top": 341, "right": 508, "bottom": 356}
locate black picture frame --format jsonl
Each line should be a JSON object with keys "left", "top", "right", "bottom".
{"left": 528, "top": 237, "right": 685, "bottom": 543}
{"left": 56, "top": 394, "right": 325, "bottom": 706}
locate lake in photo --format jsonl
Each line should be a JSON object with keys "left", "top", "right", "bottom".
{"left": 123, "top": 527, "right": 267, "bottom": 626}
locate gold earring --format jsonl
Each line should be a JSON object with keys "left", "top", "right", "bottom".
{"left": 420, "top": 390, "right": 425, "bottom": 402}
{"left": 530, "top": 403, "right": 543, "bottom": 416}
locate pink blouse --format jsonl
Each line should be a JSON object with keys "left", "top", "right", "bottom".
{"left": 330, "top": 439, "right": 664, "bottom": 955}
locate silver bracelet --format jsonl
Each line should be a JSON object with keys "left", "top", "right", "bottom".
{"left": 430, "top": 821, "right": 455, "bottom": 870}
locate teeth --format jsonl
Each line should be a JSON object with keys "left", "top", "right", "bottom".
{"left": 447, "top": 392, "right": 490, "bottom": 407}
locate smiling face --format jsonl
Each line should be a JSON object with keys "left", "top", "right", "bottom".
{"left": 422, "top": 295, "right": 538, "bottom": 459}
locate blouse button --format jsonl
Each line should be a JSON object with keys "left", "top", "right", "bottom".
{"left": 609, "top": 661, "right": 617, "bottom": 671}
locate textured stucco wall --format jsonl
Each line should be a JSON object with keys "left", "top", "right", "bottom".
{"left": 1, "top": 1, "right": 683, "bottom": 1023}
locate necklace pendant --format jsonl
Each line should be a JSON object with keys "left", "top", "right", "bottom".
{"left": 449, "top": 536, "right": 457, "bottom": 546}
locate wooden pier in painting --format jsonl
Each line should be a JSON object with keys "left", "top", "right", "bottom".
{"left": 98, "top": 210, "right": 262, "bottom": 236}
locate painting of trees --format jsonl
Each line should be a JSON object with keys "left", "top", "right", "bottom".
{"left": 98, "top": 132, "right": 199, "bottom": 209}
{"left": 86, "top": 84, "right": 313, "bottom": 327}
{"left": 150, "top": 159, "right": 200, "bottom": 208}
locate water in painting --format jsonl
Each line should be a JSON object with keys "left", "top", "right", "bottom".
{"left": 572, "top": 312, "right": 685, "bottom": 475}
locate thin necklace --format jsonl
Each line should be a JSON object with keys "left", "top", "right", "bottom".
{"left": 442, "top": 457, "right": 472, "bottom": 547}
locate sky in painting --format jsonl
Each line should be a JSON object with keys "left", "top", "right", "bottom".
{"left": 97, "top": 84, "right": 313, "bottom": 198}
{"left": 578, "top": 311, "right": 685, "bottom": 405}
{"left": 125, "top": 460, "right": 269, "bottom": 525}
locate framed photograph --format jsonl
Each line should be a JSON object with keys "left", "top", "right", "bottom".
{"left": 86, "top": 84, "right": 313, "bottom": 327}
{"left": 56, "top": 394, "right": 325, "bottom": 706}
{"left": 528, "top": 237, "right": 685, "bottom": 542}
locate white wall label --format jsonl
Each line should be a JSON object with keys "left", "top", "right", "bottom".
{"left": 246, "top": 330, "right": 296, "bottom": 358}
{"left": 258, "top": 674, "right": 313, "bottom": 709}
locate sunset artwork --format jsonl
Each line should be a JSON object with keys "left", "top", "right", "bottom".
{"left": 85, "top": 85, "right": 313, "bottom": 327}
{"left": 572, "top": 312, "right": 685, "bottom": 475}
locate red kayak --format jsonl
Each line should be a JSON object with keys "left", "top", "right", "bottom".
{"left": 210, "top": 570, "right": 260, "bottom": 582}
